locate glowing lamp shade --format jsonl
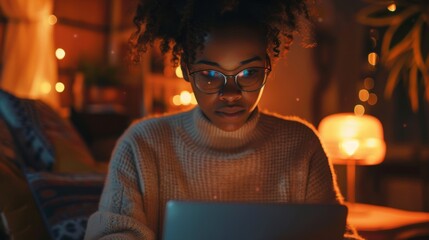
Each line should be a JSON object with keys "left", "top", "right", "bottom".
{"left": 318, "top": 113, "right": 386, "bottom": 165}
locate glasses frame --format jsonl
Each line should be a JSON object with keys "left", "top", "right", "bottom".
{"left": 187, "top": 57, "right": 272, "bottom": 94}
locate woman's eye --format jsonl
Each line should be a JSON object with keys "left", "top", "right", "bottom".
{"left": 239, "top": 69, "right": 258, "bottom": 78}
{"left": 202, "top": 70, "right": 220, "bottom": 78}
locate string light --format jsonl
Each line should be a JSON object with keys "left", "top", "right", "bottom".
{"left": 359, "top": 89, "right": 370, "bottom": 102}
{"left": 368, "top": 93, "right": 378, "bottom": 105}
{"left": 354, "top": 105, "right": 365, "bottom": 116}
{"left": 56, "top": 48, "right": 66, "bottom": 60}
{"left": 180, "top": 91, "right": 192, "bottom": 105}
{"left": 387, "top": 3, "right": 396, "bottom": 12}
{"left": 55, "top": 82, "right": 65, "bottom": 93}
{"left": 40, "top": 81, "right": 52, "bottom": 94}
{"left": 364, "top": 77, "right": 374, "bottom": 90}
{"left": 172, "top": 95, "right": 181, "bottom": 106}
{"left": 48, "top": 15, "right": 57, "bottom": 25}
{"left": 175, "top": 66, "right": 183, "bottom": 78}
{"left": 172, "top": 91, "right": 198, "bottom": 106}
{"left": 368, "top": 52, "right": 378, "bottom": 66}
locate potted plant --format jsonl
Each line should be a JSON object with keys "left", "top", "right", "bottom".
{"left": 77, "top": 60, "right": 124, "bottom": 107}
{"left": 357, "top": 0, "right": 429, "bottom": 112}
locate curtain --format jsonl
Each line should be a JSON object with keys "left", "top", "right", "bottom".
{"left": 0, "top": 0, "right": 59, "bottom": 109}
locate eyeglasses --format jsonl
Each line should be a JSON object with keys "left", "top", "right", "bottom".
{"left": 187, "top": 58, "right": 271, "bottom": 94}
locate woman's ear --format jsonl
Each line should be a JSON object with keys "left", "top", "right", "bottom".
{"left": 180, "top": 62, "right": 190, "bottom": 82}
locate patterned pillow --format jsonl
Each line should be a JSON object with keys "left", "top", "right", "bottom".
{"left": 31, "top": 99, "right": 98, "bottom": 173}
{"left": 0, "top": 118, "right": 51, "bottom": 240}
{"left": 26, "top": 172, "right": 105, "bottom": 240}
{"left": 0, "top": 89, "right": 55, "bottom": 171}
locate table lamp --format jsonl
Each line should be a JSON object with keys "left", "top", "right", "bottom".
{"left": 318, "top": 113, "right": 386, "bottom": 204}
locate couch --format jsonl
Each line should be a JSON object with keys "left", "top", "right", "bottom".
{"left": 0, "top": 89, "right": 108, "bottom": 240}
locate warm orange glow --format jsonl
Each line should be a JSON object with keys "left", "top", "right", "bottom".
{"left": 359, "top": 89, "right": 370, "bottom": 102}
{"left": 364, "top": 77, "right": 374, "bottom": 90}
{"left": 173, "top": 91, "right": 198, "bottom": 106}
{"left": 172, "top": 95, "right": 181, "bottom": 106}
{"left": 354, "top": 105, "right": 365, "bottom": 116}
{"left": 175, "top": 66, "right": 184, "bottom": 78}
{"left": 48, "top": 15, "right": 57, "bottom": 25}
{"left": 191, "top": 93, "right": 198, "bottom": 105}
{"left": 40, "top": 81, "right": 52, "bottom": 94}
{"left": 318, "top": 113, "right": 386, "bottom": 165}
{"left": 56, "top": 48, "right": 66, "bottom": 60}
{"left": 387, "top": 3, "right": 396, "bottom": 12}
{"left": 340, "top": 139, "right": 360, "bottom": 156}
{"left": 368, "top": 52, "right": 378, "bottom": 66}
{"left": 180, "top": 91, "right": 192, "bottom": 105}
{"left": 368, "top": 93, "right": 378, "bottom": 105}
{"left": 55, "top": 82, "right": 65, "bottom": 93}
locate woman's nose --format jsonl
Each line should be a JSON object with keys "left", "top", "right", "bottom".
{"left": 219, "top": 76, "right": 242, "bottom": 102}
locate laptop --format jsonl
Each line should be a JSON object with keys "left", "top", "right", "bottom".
{"left": 162, "top": 200, "right": 348, "bottom": 240}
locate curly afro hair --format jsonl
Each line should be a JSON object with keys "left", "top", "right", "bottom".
{"left": 129, "top": 0, "right": 314, "bottom": 65}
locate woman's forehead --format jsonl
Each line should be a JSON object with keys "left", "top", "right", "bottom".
{"left": 191, "top": 27, "right": 267, "bottom": 68}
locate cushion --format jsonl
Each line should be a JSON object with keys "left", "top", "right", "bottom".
{"left": 26, "top": 172, "right": 105, "bottom": 240}
{"left": 31, "top": 98, "right": 100, "bottom": 173}
{"left": 0, "top": 89, "right": 55, "bottom": 171}
{"left": 0, "top": 118, "right": 51, "bottom": 240}
{"left": 0, "top": 89, "right": 101, "bottom": 173}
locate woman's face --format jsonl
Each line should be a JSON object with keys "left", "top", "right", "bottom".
{"left": 183, "top": 26, "right": 269, "bottom": 132}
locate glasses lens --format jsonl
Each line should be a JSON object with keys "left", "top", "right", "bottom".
{"left": 193, "top": 70, "right": 225, "bottom": 93}
{"left": 236, "top": 67, "right": 267, "bottom": 91}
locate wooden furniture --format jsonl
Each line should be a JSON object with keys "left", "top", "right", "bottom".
{"left": 347, "top": 202, "right": 429, "bottom": 240}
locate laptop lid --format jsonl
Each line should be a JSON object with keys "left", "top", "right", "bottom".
{"left": 162, "top": 200, "right": 348, "bottom": 240}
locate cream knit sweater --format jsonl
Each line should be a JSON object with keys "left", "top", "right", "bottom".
{"left": 85, "top": 107, "right": 361, "bottom": 240}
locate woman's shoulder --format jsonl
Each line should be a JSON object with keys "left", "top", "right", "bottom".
{"left": 259, "top": 109, "right": 320, "bottom": 139}
{"left": 121, "top": 108, "right": 193, "bottom": 140}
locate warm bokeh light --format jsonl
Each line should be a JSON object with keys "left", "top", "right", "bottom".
{"left": 173, "top": 91, "right": 198, "bottom": 106}
{"left": 55, "top": 82, "right": 65, "bottom": 93}
{"left": 172, "top": 95, "right": 181, "bottom": 106}
{"left": 387, "top": 3, "right": 397, "bottom": 12}
{"left": 180, "top": 91, "right": 192, "bottom": 105}
{"left": 318, "top": 113, "right": 386, "bottom": 165}
{"left": 368, "top": 93, "right": 378, "bottom": 105}
{"left": 364, "top": 77, "right": 374, "bottom": 90}
{"left": 175, "top": 66, "right": 183, "bottom": 78}
{"left": 56, "top": 48, "right": 66, "bottom": 60}
{"left": 40, "top": 81, "right": 52, "bottom": 94}
{"left": 354, "top": 104, "right": 365, "bottom": 116}
{"left": 340, "top": 139, "right": 360, "bottom": 156}
{"left": 318, "top": 113, "right": 386, "bottom": 204}
{"left": 48, "top": 15, "right": 57, "bottom": 25}
{"left": 191, "top": 93, "right": 198, "bottom": 105}
{"left": 359, "top": 89, "right": 370, "bottom": 102}
{"left": 368, "top": 52, "right": 378, "bottom": 66}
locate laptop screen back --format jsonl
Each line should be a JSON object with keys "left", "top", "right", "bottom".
{"left": 162, "top": 200, "right": 348, "bottom": 240}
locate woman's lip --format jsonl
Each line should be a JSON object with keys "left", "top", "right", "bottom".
{"left": 216, "top": 106, "right": 246, "bottom": 114}
{"left": 215, "top": 108, "right": 246, "bottom": 117}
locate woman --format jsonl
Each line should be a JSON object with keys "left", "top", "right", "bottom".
{"left": 85, "top": 0, "right": 362, "bottom": 239}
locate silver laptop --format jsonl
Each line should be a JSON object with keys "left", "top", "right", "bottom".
{"left": 162, "top": 200, "right": 348, "bottom": 240}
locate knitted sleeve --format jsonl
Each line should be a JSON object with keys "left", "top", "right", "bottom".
{"left": 84, "top": 139, "right": 155, "bottom": 240}
{"left": 305, "top": 135, "right": 364, "bottom": 240}
{"left": 305, "top": 135, "right": 342, "bottom": 203}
